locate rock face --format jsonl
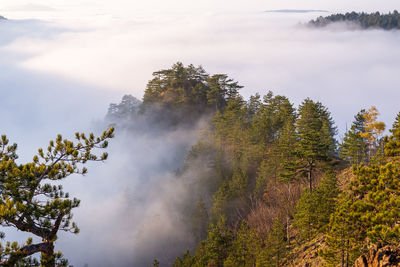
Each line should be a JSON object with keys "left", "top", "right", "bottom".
{"left": 355, "top": 246, "right": 400, "bottom": 267}
{"left": 288, "top": 234, "right": 327, "bottom": 267}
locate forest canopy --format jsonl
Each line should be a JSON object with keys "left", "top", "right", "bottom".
{"left": 310, "top": 10, "right": 400, "bottom": 30}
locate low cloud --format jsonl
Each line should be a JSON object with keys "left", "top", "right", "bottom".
{"left": 1, "top": 7, "right": 400, "bottom": 267}
{"left": 5, "top": 12, "right": 400, "bottom": 133}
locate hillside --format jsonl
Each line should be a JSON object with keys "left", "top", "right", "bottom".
{"left": 105, "top": 63, "right": 400, "bottom": 267}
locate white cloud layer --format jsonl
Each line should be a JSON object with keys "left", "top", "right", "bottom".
{"left": 3, "top": 11, "right": 400, "bottom": 133}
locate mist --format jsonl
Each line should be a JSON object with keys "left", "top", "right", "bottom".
{"left": 57, "top": 117, "right": 206, "bottom": 266}
{"left": 3, "top": 11, "right": 400, "bottom": 134}
{"left": 1, "top": 4, "right": 400, "bottom": 267}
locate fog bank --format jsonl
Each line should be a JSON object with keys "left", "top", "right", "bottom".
{"left": 1, "top": 6, "right": 400, "bottom": 266}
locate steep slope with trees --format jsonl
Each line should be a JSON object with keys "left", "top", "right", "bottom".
{"left": 102, "top": 63, "right": 400, "bottom": 266}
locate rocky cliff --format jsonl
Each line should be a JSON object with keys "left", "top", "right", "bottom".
{"left": 355, "top": 246, "right": 400, "bottom": 267}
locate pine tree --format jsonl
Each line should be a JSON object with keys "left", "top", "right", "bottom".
{"left": 223, "top": 221, "right": 263, "bottom": 267}
{"left": 283, "top": 98, "right": 337, "bottom": 192}
{"left": 256, "top": 218, "right": 287, "bottom": 267}
{"left": 385, "top": 112, "right": 400, "bottom": 158}
{"left": 293, "top": 171, "right": 339, "bottom": 241}
{"left": 206, "top": 74, "right": 243, "bottom": 112}
{"left": 321, "top": 194, "right": 363, "bottom": 267}
{"left": 192, "top": 217, "right": 234, "bottom": 267}
{"left": 339, "top": 109, "right": 368, "bottom": 164}
{"left": 0, "top": 128, "right": 114, "bottom": 266}
{"left": 211, "top": 182, "right": 229, "bottom": 221}
{"left": 191, "top": 197, "right": 209, "bottom": 243}
{"left": 173, "top": 251, "right": 194, "bottom": 267}
{"left": 323, "top": 161, "right": 400, "bottom": 264}
{"left": 253, "top": 92, "right": 297, "bottom": 192}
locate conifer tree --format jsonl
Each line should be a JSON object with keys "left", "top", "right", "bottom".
{"left": 191, "top": 197, "right": 209, "bottom": 243}
{"left": 283, "top": 98, "right": 336, "bottom": 192}
{"left": 256, "top": 218, "right": 287, "bottom": 267}
{"left": 228, "top": 168, "right": 248, "bottom": 199}
{"left": 211, "top": 182, "right": 229, "bottom": 221}
{"left": 323, "top": 161, "right": 400, "bottom": 264}
{"left": 223, "top": 221, "right": 263, "bottom": 267}
{"left": 173, "top": 251, "right": 194, "bottom": 267}
{"left": 0, "top": 128, "right": 114, "bottom": 266}
{"left": 293, "top": 171, "right": 339, "bottom": 241}
{"left": 192, "top": 217, "right": 233, "bottom": 267}
{"left": 253, "top": 92, "right": 296, "bottom": 192}
{"left": 206, "top": 74, "right": 243, "bottom": 112}
{"left": 339, "top": 109, "right": 368, "bottom": 164}
{"left": 385, "top": 112, "right": 400, "bottom": 158}
{"left": 321, "top": 194, "right": 363, "bottom": 267}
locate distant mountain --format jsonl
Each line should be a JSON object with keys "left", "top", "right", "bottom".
{"left": 265, "top": 9, "right": 328, "bottom": 14}
{"left": 0, "top": 15, "right": 6, "bottom": 20}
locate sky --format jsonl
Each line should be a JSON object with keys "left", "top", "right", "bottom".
{"left": 1, "top": 1, "right": 400, "bottom": 266}
{"left": 1, "top": 0, "right": 400, "bottom": 17}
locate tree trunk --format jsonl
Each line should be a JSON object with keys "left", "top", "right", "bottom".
{"left": 2, "top": 242, "right": 55, "bottom": 267}
{"left": 308, "top": 165, "right": 313, "bottom": 193}
{"left": 40, "top": 242, "right": 55, "bottom": 267}
{"left": 286, "top": 215, "right": 290, "bottom": 244}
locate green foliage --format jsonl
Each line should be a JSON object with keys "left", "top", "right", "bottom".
{"left": 0, "top": 128, "right": 114, "bottom": 266}
{"left": 310, "top": 10, "right": 400, "bottom": 30}
{"left": 212, "top": 96, "right": 249, "bottom": 163}
{"left": 173, "top": 251, "right": 194, "bottom": 267}
{"left": 293, "top": 171, "right": 339, "bottom": 241}
{"left": 282, "top": 98, "right": 337, "bottom": 191}
{"left": 223, "top": 221, "right": 263, "bottom": 267}
{"left": 191, "top": 197, "right": 209, "bottom": 242}
{"left": 256, "top": 218, "right": 287, "bottom": 267}
{"left": 385, "top": 112, "right": 400, "bottom": 158}
{"left": 352, "top": 162, "right": 400, "bottom": 245}
{"left": 142, "top": 62, "right": 242, "bottom": 122}
{"left": 192, "top": 216, "right": 234, "bottom": 267}
{"left": 253, "top": 92, "right": 297, "bottom": 191}
{"left": 210, "top": 167, "right": 249, "bottom": 224}
{"left": 323, "top": 161, "right": 400, "bottom": 264}
{"left": 320, "top": 193, "right": 364, "bottom": 266}
{"left": 339, "top": 109, "right": 369, "bottom": 164}
{"left": 106, "top": 94, "right": 141, "bottom": 120}
{"left": 152, "top": 64, "right": 400, "bottom": 266}
{"left": 211, "top": 182, "right": 229, "bottom": 221}
{"left": 228, "top": 168, "right": 248, "bottom": 199}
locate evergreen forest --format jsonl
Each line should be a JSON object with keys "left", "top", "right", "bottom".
{"left": 107, "top": 63, "right": 400, "bottom": 266}
{"left": 310, "top": 10, "right": 400, "bottom": 30}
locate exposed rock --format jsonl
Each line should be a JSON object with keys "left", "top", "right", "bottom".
{"left": 355, "top": 246, "right": 400, "bottom": 267}
{"left": 287, "top": 234, "right": 327, "bottom": 267}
